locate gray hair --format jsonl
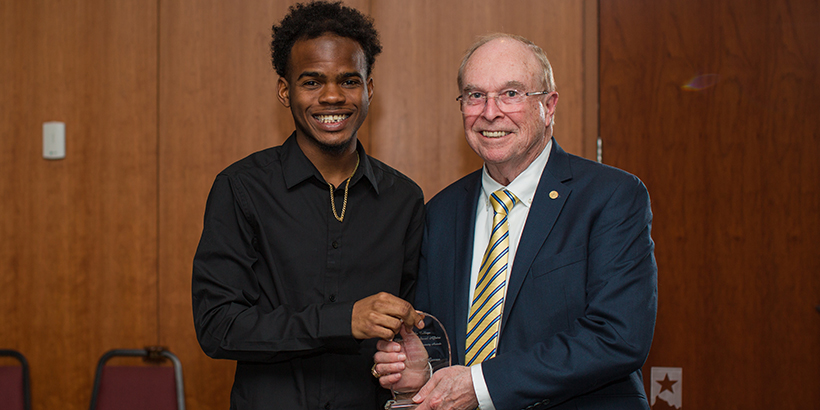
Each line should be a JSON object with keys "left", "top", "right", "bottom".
{"left": 457, "top": 33, "right": 556, "bottom": 93}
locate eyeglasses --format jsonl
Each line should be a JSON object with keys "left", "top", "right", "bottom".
{"left": 456, "top": 89, "right": 551, "bottom": 114}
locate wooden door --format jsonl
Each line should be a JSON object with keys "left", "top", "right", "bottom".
{"left": 600, "top": 0, "right": 820, "bottom": 408}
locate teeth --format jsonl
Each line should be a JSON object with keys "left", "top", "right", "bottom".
{"left": 315, "top": 114, "right": 349, "bottom": 123}
{"left": 482, "top": 131, "right": 508, "bottom": 137}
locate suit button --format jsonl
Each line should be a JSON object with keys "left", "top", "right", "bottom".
{"left": 329, "top": 294, "right": 337, "bottom": 302}
{"left": 332, "top": 240, "right": 339, "bottom": 249}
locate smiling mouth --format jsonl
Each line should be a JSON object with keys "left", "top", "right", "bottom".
{"left": 482, "top": 131, "right": 510, "bottom": 137}
{"left": 315, "top": 114, "right": 350, "bottom": 124}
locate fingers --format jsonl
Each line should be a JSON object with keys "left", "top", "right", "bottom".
{"left": 412, "top": 379, "right": 439, "bottom": 410}
{"left": 398, "top": 324, "right": 415, "bottom": 340}
{"left": 373, "top": 357, "right": 406, "bottom": 381}
{"left": 412, "top": 374, "right": 436, "bottom": 404}
{"left": 378, "top": 372, "right": 403, "bottom": 388}
{"left": 376, "top": 338, "right": 402, "bottom": 352}
{"left": 374, "top": 340, "right": 407, "bottom": 385}
{"left": 373, "top": 350, "right": 407, "bottom": 375}
{"left": 411, "top": 366, "right": 477, "bottom": 410}
{"left": 352, "top": 292, "right": 418, "bottom": 340}
{"left": 351, "top": 315, "right": 397, "bottom": 340}
{"left": 374, "top": 360, "right": 407, "bottom": 377}
{"left": 404, "top": 309, "right": 425, "bottom": 331}
{"left": 374, "top": 346, "right": 405, "bottom": 362}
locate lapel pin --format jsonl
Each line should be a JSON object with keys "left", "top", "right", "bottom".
{"left": 549, "top": 190, "right": 559, "bottom": 199}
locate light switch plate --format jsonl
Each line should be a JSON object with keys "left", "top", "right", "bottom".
{"left": 43, "top": 121, "right": 66, "bottom": 159}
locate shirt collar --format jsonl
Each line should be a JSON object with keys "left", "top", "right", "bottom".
{"left": 281, "top": 132, "right": 380, "bottom": 194}
{"left": 481, "top": 138, "right": 552, "bottom": 209}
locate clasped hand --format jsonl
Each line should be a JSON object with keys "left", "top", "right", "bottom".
{"left": 351, "top": 292, "right": 424, "bottom": 340}
{"left": 373, "top": 317, "right": 478, "bottom": 410}
{"left": 375, "top": 326, "right": 431, "bottom": 400}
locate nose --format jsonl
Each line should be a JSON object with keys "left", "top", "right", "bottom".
{"left": 481, "top": 94, "right": 504, "bottom": 120}
{"left": 319, "top": 84, "right": 345, "bottom": 104}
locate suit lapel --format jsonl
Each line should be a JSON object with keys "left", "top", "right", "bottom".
{"left": 501, "top": 140, "right": 573, "bottom": 334}
{"left": 452, "top": 172, "right": 481, "bottom": 364}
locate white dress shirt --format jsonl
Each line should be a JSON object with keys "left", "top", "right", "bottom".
{"left": 469, "top": 139, "right": 551, "bottom": 410}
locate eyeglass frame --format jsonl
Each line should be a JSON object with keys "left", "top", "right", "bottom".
{"left": 455, "top": 89, "right": 552, "bottom": 113}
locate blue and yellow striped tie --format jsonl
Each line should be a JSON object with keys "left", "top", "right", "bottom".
{"left": 466, "top": 189, "right": 518, "bottom": 366}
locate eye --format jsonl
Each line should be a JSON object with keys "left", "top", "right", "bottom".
{"left": 301, "top": 80, "right": 320, "bottom": 88}
{"left": 467, "top": 91, "right": 485, "bottom": 101}
{"left": 502, "top": 89, "right": 521, "bottom": 98}
{"left": 342, "top": 78, "right": 363, "bottom": 88}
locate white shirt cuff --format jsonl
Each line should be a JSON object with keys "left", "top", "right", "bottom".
{"left": 471, "top": 364, "right": 496, "bottom": 410}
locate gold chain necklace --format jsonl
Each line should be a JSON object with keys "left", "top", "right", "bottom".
{"left": 329, "top": 152, "right": 360, "bottom": 222}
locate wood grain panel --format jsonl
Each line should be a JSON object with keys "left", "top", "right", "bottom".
{"left": 370, "top": 0, "right": 591, "bottom": 197}
{"left": 0, "top": 1, "right": 158, "bottom": 410}
{"left": 600, "top": 0, "right": 820, "bottom": 408}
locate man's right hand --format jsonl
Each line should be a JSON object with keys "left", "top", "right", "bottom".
{"left": 351, "top": 292, "right": 423, "bottom": 340}
{"left": 374, "top": 326, "right": 430, "bottom": 393}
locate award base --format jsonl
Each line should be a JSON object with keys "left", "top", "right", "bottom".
{"left": 385, "top": 399, "right": 418, "bottom": 409}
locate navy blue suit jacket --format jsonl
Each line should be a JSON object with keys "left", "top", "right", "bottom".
{"left": 416, "top": 139, "right": 657, "bottom": 410}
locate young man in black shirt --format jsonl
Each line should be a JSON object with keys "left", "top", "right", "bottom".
{"left": 192, "top": 2, "right": 424, "bottom": 409}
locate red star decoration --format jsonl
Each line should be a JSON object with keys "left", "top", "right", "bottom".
{"left": 656, "top": 373, "right": 677, "bottom": 394}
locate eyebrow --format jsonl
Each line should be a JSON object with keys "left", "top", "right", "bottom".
{"left": 296, "top": 71, "right": 365, "bottom": 81}
{"left": 463, "top": 80, "right": 528, "bottom": 92}
{"left": 296, "top": 71, "right": 324, "bottom": 80}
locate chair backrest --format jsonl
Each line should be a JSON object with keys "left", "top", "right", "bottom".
{"left": 89, "top": 348, "right": 185, "bottom": 410}
{"left": 0, "top": 349, "right": 31, "bottom": 410}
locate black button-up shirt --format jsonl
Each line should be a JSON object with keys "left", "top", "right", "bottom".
{"left": 192, "top": 133, "right": 424, "bottom": 409}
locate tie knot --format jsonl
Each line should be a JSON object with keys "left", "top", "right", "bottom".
{"left": 489, "top": 189, "right": 517, "bottom": 215}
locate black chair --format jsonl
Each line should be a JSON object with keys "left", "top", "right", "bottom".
{"left": 0, "top": 349, "right": 32, "bottom": 410}
{"left": 88, "top": 347, "right": 185, "bottom": 410}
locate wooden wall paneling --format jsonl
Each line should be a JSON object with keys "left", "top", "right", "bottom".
{"left": 370, "top": 0, "right": 591, "bottom": 198}
{"left": 600, "top": 0, "right": 820, "bottom": 408}
{"left": 0, "top": 1, "right": 159, "bottom": 410}
{"left": 158, "top": 1, "right": 287, "bottom": 408}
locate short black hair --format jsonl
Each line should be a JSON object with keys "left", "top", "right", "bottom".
{"left": 271, "top": 1, "right": 382, "bottom": 79}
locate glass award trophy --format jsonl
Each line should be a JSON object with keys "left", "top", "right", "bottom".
{"left": 385, "top": 313, "right": 451, "bottom": 410}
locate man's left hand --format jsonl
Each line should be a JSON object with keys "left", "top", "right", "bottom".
{"left": 411, "top": 365, "right": 478, "bottom": 410}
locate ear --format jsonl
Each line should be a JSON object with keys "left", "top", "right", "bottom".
{"left": 366, "top": 77, "right": 374, "bottom": 102}
{"left": 544, "top": 91, "right": 559, "bottom": 124}
{"left": 277, "top": 77, "right": 290, "bottom": 107}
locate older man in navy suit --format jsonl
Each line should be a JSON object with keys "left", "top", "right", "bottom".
{"left": 374, "top": 34, "right": 657, "bottom": 410}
